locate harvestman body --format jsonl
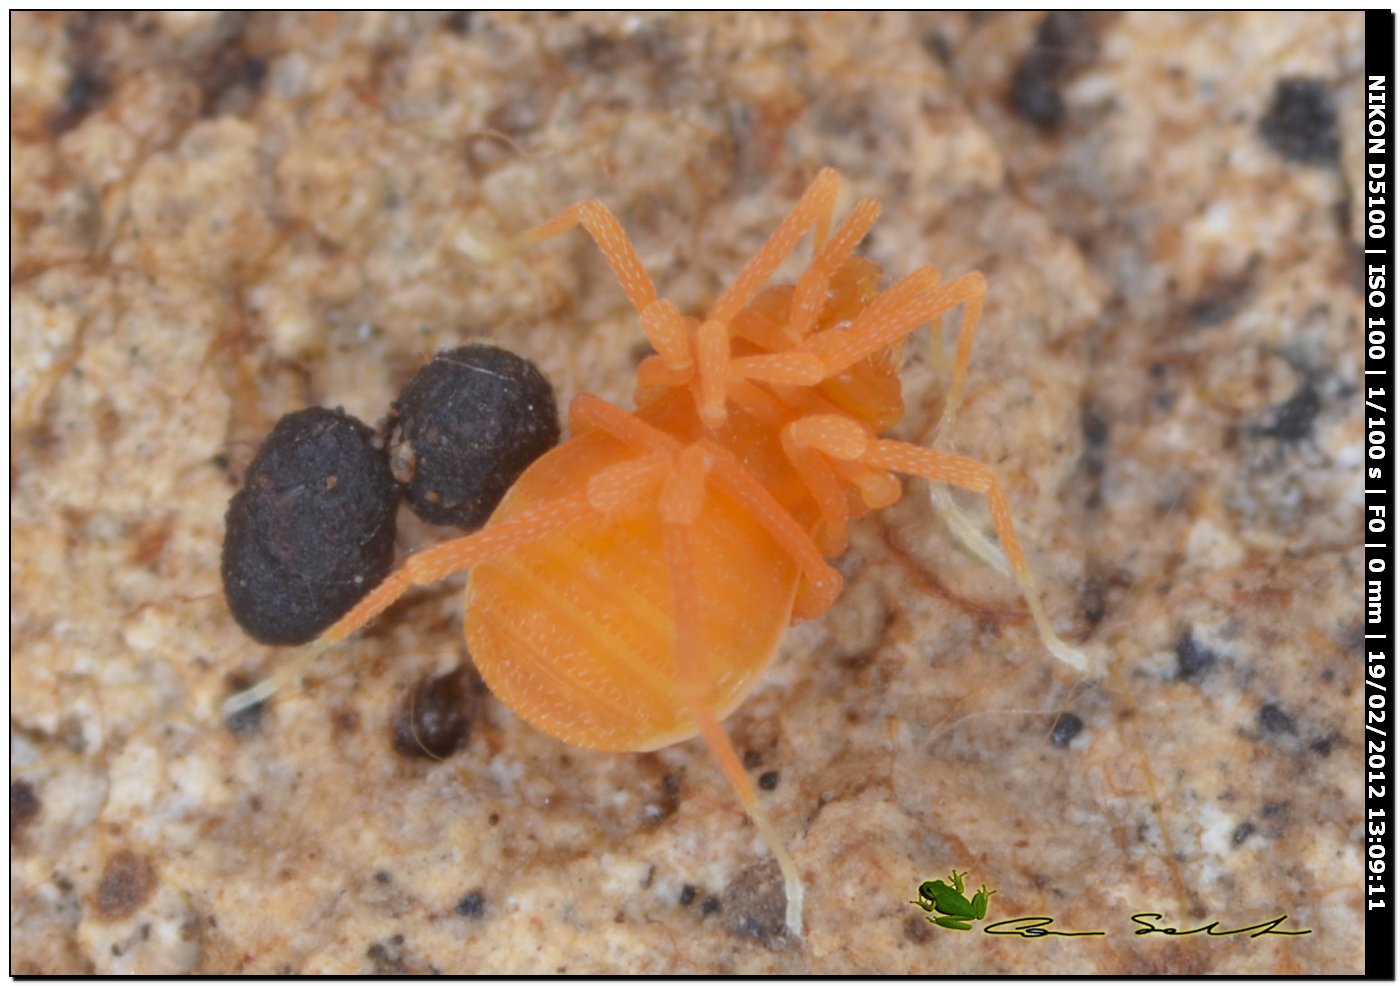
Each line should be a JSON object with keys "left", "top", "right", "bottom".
{"left": 227, "top": 169, "right": 1087, "bottom": 938}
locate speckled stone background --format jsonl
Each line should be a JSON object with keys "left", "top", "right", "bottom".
{"left": 11, "top": 12, "right": 1364, "bottom": 973}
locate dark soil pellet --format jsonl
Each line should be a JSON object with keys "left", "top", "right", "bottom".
{"left": 1050, "top": 712, "right": 1083, "bottom": 748}
{"left": 392, "top": 667, "right": 475, "bottom": 760}
{"left": 387, "top": 345, "right": 559, "bottom": 530}
{"left": 222, "top": 407, "right": 399, "bottom": 645}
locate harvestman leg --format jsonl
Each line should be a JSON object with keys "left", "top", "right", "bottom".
{"left": 529, "top": 166, "right": 849, "bottom": 323}
{"left": 864, "top": 440, "right": 1087, "bottom": 671}
{"left": 692, "top": 169, "right": 845, "bottom": 426}
{"left": 787, "top": 413, "right": 1086, "bottom": 671}
{"left": 222, "top": 457, "right": 665, "bottom": 717}
{"left": 787, "top": 264, "right": 1012, "bottom": 569}
{"left": 527, "top": 200, "right": 694, "bottom": 370}
{"left": 527, "top": 200, "right": 658, "bottom": 311}
{"left": 658, "top": 446, "right": 807, "bottom": 939}
{"left": 798, "top": 263, "right": 1085, "bottom": 666}
{"left": 569, "top": 393, "right": 856, "bottom": 934}
{"left": 918, "top": 272, "right": 1016, "bottom": 576}
{"left": 925, "top": 272, "right": 985, "bottom": 442}
{"left": 751, "top": 197, "right": 886, "bottom": 555}
{"left": 707, "top": 167, "right": 843, "bottom": 324}
{"left": 527, "top": 168, "right": 848, "bottom": 378}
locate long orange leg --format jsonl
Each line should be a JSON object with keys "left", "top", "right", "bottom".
{"left": 803, "top": 270, "right": 1016, "bottom": 575}
{"left": 528, "top": 200, "right": 658, "bottom": 312}
{"left": 805, "top": 269, "right": 995, "bottom": 379}
{"left": 701, "top": 438, "right": 843, "bottom": 620}
{"left": 861, "top": 439, "right": 1087, "bottom": 671}
{"left": 540, "top": 172, "right": 859, "bottom": 429}
{"left": 924, "top": 272, "right": 986, "bottom": 441}
{"left": 707, "top": 168, "right": 842, "bottom": 324}
{"left": 695, "top": 169, "right": 843, "bottom": 426}
{"left": 532, "top": 170, "right": 847, "bottom": 325}
{"left": 912, "top": 272, "right": 1015, "bottom": 576}
{"left": 659, "top": 446, "right": 806, "bottom": 938}
{"left": 781, "top": 424, "right": 851, "bottom": 556}
{"left": 569, "top": 392, "right": 682, "bottom": 454}
{"left": 782, "top": 196, "right": 883, "bottom": 343}
{"left": 788, "top": 415, "right": 1085, "bottom": 671}
{"left": 221, "top": 455, "right": 666, "bottom": 718}
{"left": 528, "top": 200, "right": 698, "bottom": 371}
{"left": 799, "top": 264, "right": 942, "bottom": 371}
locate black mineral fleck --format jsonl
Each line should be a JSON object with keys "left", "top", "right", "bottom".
{"left": 1255, "top": 382, "right": 1321, "bottom": 444}
{"left": 455, "top": 889, "right": 486, "bottom": 919}
{"left": 1258, "top": 702, "right": 1298, "bottom": 736}
{"left": 1175, "top": 631, "right": 1218, "bottom": 681}
{"left": 49, "top": 63, "right": 109, "bottom": 134}
{"left": 1011, "top": 52, "right": 1067, "bottom": 132}
{"left": 1009, "top": 11, "right": 1098, "bottom": 132}
{"left": 1259, "top": 77, "right": 1340, "bottom": 166}
{"left": 387, "top": 345, "right": 560, "bottom": 530}
{"left": 221, "top": 407, "right": 399, "bottom": 645}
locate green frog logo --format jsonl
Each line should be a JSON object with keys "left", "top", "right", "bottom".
{"left": 910, "top": 870, "right": 996, "bottom": 931}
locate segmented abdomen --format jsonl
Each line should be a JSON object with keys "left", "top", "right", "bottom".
{"left": 465, "top": 429, "right": 800, "bottom": 752}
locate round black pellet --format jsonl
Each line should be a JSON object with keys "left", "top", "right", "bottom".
{"left": 386, "top": 345, "right": 560, "bottom": 530}
{"left": 221, "top": 407, "right": 399, "bottom": 645}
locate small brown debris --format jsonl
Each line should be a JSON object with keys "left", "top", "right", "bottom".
{"left": 94, "top": 849, "right": 158, "bottom": 921}
{"left": 10, "top": 781, "right": 41, "bottom": 842}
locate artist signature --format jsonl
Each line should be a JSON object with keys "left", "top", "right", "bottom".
{"left": 911, "top": 871, "right": 1312, "bottom": 940}
{"left": 979, "top": 913, "right": 1312, "bottom": 939}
